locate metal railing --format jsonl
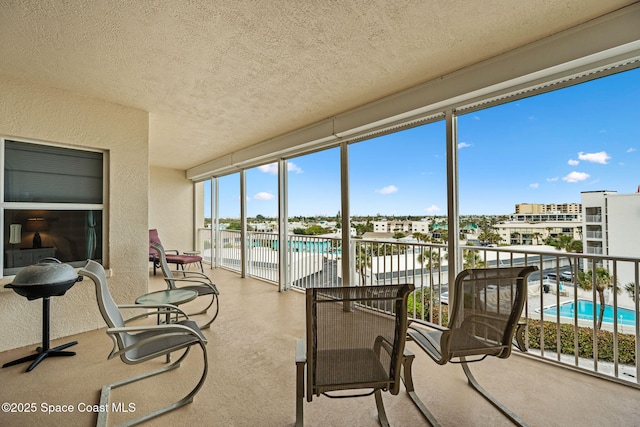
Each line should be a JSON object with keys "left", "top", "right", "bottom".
{"left": 196, "top": 227, "right": 640, "bottom": 387}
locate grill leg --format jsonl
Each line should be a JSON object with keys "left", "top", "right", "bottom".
{"left": 2, "top": 298, "right": 77, "bottom": 372}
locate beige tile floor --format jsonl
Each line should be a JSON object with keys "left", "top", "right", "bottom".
{"left": 1, "top": 267, "right": 640, "bottom": 427}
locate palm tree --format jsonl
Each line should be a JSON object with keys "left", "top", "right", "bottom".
{"left": 532, "top": 232, "right": 542, "bottom": 245}
{"left": 463, "top": 249, "right": 485, "bottom": 269}
{"left": 554, "top": 234, "right": 581, "bottom": 278}
{"left": 413, "top": 232, "right": 429, "bottom": 243}
{"left": 577, "top": 267, "right": 616, "bottom": 331}
{"left": 624, "top": 282, "right": 636, "bottom": 298}
{"left": 555, "top": 234, "right": 574, "bottom": 251}
{"left": 354, "top": 246, "right": 372, "bottom": 286}
{"left": 417, "top": 249, "right": 441, "bottom": 270}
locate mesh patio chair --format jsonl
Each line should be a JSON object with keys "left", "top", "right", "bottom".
{"left": 149, "top": 229, "right": 203, "bottom": 275}
{"left": 151, "top": 242, "right": 219, "bottom": 329}
{"left": 295, "top": 284, "right": 414, "bottom": 427}
{"left": 404, "top": 265, "right": 538, "bottom": 427}
{"left": 79, "top": 260, "right": 208, "bottom": 427}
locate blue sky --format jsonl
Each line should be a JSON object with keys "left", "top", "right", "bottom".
{"left": 209, "top": 67, "right": 640, "bottom": 218}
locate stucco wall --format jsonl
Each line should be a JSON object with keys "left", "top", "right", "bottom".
{"left": 0, "top": 74, "right": 149, "bottom": 352}
{"left": 149, "top": 166, "right": 194, "bottom": 251}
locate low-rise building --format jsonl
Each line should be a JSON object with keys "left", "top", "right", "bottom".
{"left": 495, "top": 221, "right": 582, "bottom": 245}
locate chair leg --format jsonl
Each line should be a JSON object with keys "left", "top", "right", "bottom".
{"left": 402, "top": 350, "right": 441, "bottom": 427}
{"left": 183, "top": 293, "right": 218, "bottom": 330}
{"left": 374, "top": 389, "right": 390, "bottom": 427}
{"left": 513, "top": 322, "right": 528, "bottom": 352}
{"left": 295, "top": 350, "right": 305, "bottom": 427}
{"left": 461, "top": 357, "right": 528, "bottom": 427}
{"left": 196, "top": 294, "right": 219, "bottom": 329}
{"left": 97, "top": 343, "right": 208, "bottom": 427}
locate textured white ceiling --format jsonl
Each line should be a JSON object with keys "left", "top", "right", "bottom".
{"left": 0, "top": 0, "right": 635, "bottom": 170}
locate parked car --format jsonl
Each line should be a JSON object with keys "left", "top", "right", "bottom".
{"left": 543, "top": 273, "right": 558, "bottom": 283}
{"left": 440, "top": 292, "right": 448, "bottom": 305}
{"left": 560, "top": 271, "right": 574, "bottom": 281}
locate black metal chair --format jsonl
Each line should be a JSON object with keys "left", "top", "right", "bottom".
{"left": 295, "top": 284, "right": 414, "bottom": 426}
{"left": 404, "top": 266, "right": 538, "bottom": 427}
{"left": 79, "top": 260, "right": 208, "bottom": 427}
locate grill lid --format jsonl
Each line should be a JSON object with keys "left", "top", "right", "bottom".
{"left": 9, "top": 258, "right": 79, "bottom": 286}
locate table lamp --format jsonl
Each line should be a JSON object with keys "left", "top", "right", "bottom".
{"left": 27, "top": 217, "right": 47, "bottom": 248}
{"left": 9, "top": 223, "right": 22, "bottom": 246}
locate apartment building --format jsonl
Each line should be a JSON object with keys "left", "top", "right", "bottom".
{"left": 581, "top": 190, "right": 640, "bottom": 286}
{"left": 582, "top": 190, "right": 640, "bottom": 256}
{"left": 515, "top": 202, "right": 582, "bottom": 214}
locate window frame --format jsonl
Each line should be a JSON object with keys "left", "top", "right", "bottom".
{"left": 1, "top": 137, "right": 108, "bottom": 277}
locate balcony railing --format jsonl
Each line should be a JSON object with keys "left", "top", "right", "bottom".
{"left": 196, "top": 227, "right": 640, "bottom": 388}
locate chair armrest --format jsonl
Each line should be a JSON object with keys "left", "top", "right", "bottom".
{"left": 167, "top": 276, "right": 213, "bottom": 286}
{"left": 169, "top": 270, "right": 210, "bottom": 280}
{"left": 108, "top": 322, "right": 203, "bottom": 336}
{"left": 407, "top": 320, "right": 448, "bottom": 364}
{"left": 166, "top": 278, "right": 219, "bottom": 295}
{"left": 408, "top": 317, "right": 448, "bottom": 332}
{"left": 295, "top": 339, "right": 306, "bottom": 364}
{"left": 106, "top": 323, "right": 207, "bottom": 360}
{"left": 117, "top": 303, "right": 189, "bottom": 323}
{"left": 374, "top": 335, "right": 394, "bottom": 357}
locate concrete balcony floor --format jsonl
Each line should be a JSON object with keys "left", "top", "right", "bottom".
{"left": 2, "top": 267, "right": 640, "bottom": 426}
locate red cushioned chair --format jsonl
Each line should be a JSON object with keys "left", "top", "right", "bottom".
{"left": 149, "top": 229, "right": 203, "bottom": 275}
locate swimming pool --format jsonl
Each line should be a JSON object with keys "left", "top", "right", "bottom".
{"left": 541, "top": 299, "right": 637, "bottom": 326}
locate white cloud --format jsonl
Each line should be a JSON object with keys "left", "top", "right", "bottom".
{"left": 529, "top": 183, "right": 539, "bottom": 189}
{"left": 258, "top": 163, "right": 277, "bottom": 174}
{"left": 578, "top": 151, "right": 610, "bottom": 164}
{"left": 562, "top": 171, "right": 590, "bottom": 183}
{"left": 628, "top": 147, "right": 636, "bottom": 153}
{"left": 258, "top": 162, "right": 303, "bottom": 174}
{"left": 425, "top": 205, "right": 440, "bottom": 213}
{"left": 254, "top": 192, "right": 275, "bottom": 200}
{"left": 568, "top": 159, "right": 579, "bottom": 166}
{"left": 376, "top": 185, "right": 398, "bottom": 195}
{"left": 287, "top": 162, "right": 303, "bottom": 173}
{"left": 458, "top": 142, "right": 471, "bottom": 149}
{"left": 546, "top": 177, "right": 559, "bottom": 182}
